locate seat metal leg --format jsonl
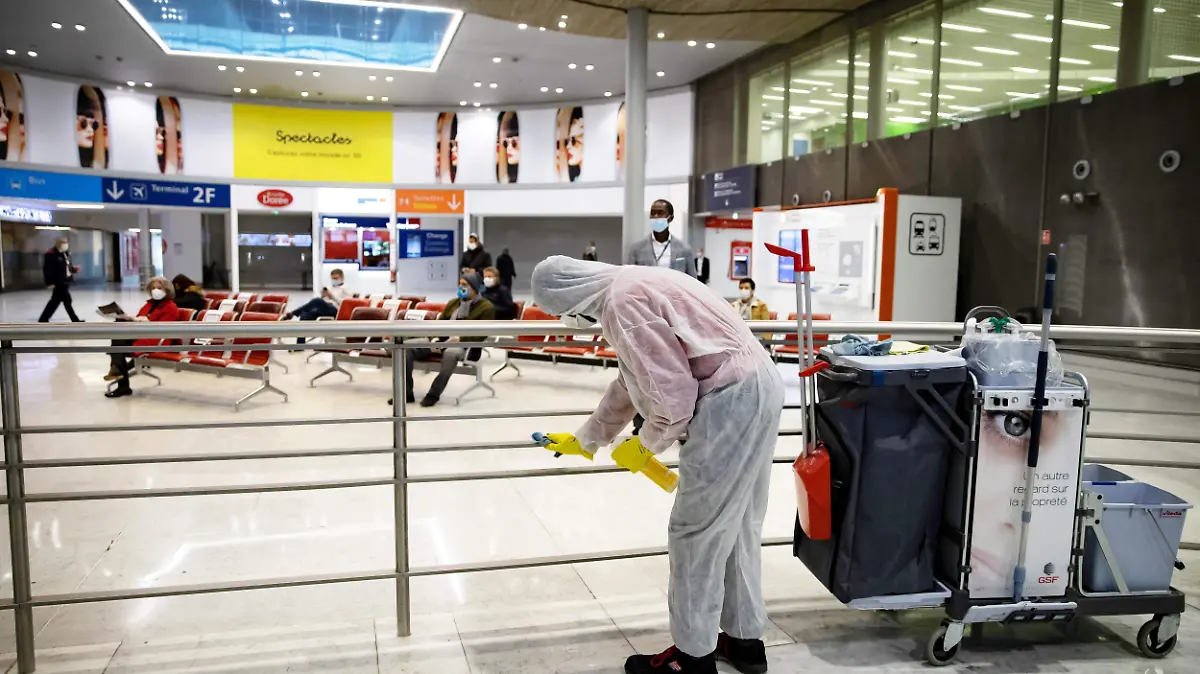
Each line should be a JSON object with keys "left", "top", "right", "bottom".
{"left": 309, "top": 362, "right": 352, "bottom": 387}
{"left": 139, "top": 366, "right": 162, "bottom": 385}
{"left": 236, "top": 377, "right": 288, "bottom": 411}
{"left": 271, "top": 356, "right": 290, "bottom": 374}
{"left": 490, "top": 355, "right": 521, "bottom": 381}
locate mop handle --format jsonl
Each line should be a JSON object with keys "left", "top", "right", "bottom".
{"left": 1026, "top": 253, "right": 1057, "bottom": 467}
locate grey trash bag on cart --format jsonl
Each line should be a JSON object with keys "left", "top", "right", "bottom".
{"left": 794, "top": 360, "right": 966, "bottom": 602}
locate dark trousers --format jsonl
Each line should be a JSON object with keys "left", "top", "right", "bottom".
{"left": 293, "top": 298, "right": 338, "bottom": 344}
{"left": 108, "top": 339, "right": 134, "bottom": 391}
{"left": 38, "top": 284, "right": 80, "bottom": 322}
{"left": 406, "top": 345, "right": 468, "bottom": 401}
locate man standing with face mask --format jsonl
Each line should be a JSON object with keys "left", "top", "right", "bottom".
{"left": 38, "top": 236, "right": 83, "bottom": 323}
{"left": 625, "top": 199, "right": 695, "bottom": 276}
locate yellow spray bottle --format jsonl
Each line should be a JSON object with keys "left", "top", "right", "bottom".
{"left": 611, "top": 437, "right": 679, "bottom": 493}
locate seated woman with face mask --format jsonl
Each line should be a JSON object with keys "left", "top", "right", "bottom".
{"left": 104, "top": 276, "right": 181, "bottom": 399}
{"left": 729, "top": 278, "right": 771, "bottom": 350}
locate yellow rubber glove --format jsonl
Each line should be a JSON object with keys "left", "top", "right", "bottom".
{"left": 542, "top": 433, "right": 594, "bottom": 461}
{"left": 611, "top": 437, "right": 652, "bottom": 473}
{"left": 612, "top": 437, "right": 679, "bottom": 493}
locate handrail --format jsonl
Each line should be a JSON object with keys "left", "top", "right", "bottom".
{"left": 1, "top": 320, "right": 1198, "bottom": 344}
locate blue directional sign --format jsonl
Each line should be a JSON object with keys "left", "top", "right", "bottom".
{"left": 101, "top": 177, "right": 230, "bottom": 208}
{"left": 701, "top": 164, "right": 757, "bottom": 213}
{"left": 0, "top": 168, "right": 102, "bottom": 202}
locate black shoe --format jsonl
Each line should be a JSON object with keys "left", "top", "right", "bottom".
{"left": 625, "top": 646, "right": 716, "bottom": 674}
{"left": 105, "top": 387, "right": 133, "bottom": 399}
{"left": 419, "top": 395, "right": 438, "bottom": 407}
{"left": 715, "top": 634, "right": 767, "bottom": 674}
{"left": 386, "top": 393, "right": 417, "bottom": 405}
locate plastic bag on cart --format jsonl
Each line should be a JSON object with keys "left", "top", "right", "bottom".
{"left": 962, "top": 329, "right": 1063, "bottom": 388}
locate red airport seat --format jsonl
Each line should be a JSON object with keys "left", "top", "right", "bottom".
{"left": 260, "top": 294, "right": 289, "bottom": 305}
{"left": 246, "top": 301, "right": 284, "bottom": 316}
{"left": 414, "top": 301, "right": 446, "bottom": 315}
{"left": 776, "top": 312, "right": 831, "bottom": 355}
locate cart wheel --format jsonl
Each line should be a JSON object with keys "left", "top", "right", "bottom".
{"left": 925, "top": 625, "right": 960, "bottom": 667}
{"left": 1137, "top": 617, "right": 1178, "bottom": 659}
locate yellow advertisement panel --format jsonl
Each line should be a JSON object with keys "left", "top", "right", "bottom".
{"left": 233, "top": 104, "right": 393, "bottom": 182}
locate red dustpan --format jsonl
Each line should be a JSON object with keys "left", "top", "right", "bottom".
{"left": 767, "top": 234, "right": 832, "bottom": 541}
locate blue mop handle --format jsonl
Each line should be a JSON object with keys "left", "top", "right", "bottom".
{"left": 1013, "top": 253, "right": 1057, "bottom": 601}
{"left": 1027, "top": 253, "right": 1057, "bottom": 467}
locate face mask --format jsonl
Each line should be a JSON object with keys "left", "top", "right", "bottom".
{"left": 58, "top": 243, "right": 69, "bottom": 252}
{"left": 562, "top": 313, "right": 597, "bottom": 329}
{"left": 457, "top": 286, "right": 471, "bottom": 300}
{"left": 331, "top": 279, "right": 343, "bottom": 287}
{"left": 468, "top": 242, "right": 478, "bottom": 251}
{"left": 650, "top": 217, "right": 670, "bottom": 233}
{"left": 483, "top": 277, "right": 497, "bottom": 288}
{"left": 739, "top": 289, "right": 752, "bottom": 301}
{"left": 150, "top": 288, "right": 166, "bottom": 301}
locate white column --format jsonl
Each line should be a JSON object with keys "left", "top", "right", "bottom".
{"left": 229, "top": 210, "right": 240, "bottom": 292}
{"left": 622, "top": 7, "right": 649, "bottom": 252}
{"left": 138, "top": 208, "right": 152, "bottom": 287}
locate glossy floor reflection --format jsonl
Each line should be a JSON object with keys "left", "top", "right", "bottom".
{"left": 0, "top": 286, "right": 1196, "bottom": 673}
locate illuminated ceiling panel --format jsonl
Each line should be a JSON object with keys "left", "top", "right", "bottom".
{"left": 116, "top": 0, "right": 462, "bottom": 72}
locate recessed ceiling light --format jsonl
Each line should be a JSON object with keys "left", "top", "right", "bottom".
{"left": 1011, "top": 66, "right": 1039, "bottom": 73}
{"left": 539, "top": 26, "right": 546, "bottom": 31}
{"left": 233, "top": 87, "right": 242, "bottom": 93}
{"left": 945, "top": 84, "right": 983, "bottom": 92}
{"left": 218, "top": 64, "right": 227, "bottom": 71}
{"left": 656, "top": 71, "right": 665, "bottom": 77}
{"left": 1092, "top": 44, "right": 1120, "bottom": 52}
{"left": 236, "top": 66, "right": 245, "bottom": 72}
{"left": 144, "top": 82, "right": 152, "bottom": 87}
{"left": 518, "top": 23, "right": 528, "bottom": 30}
{"left": 558, "top": 21, "right": 567, "bottom": 28}
{"left": 888, "top": 77, "right": 920, "bottom": 84}
{"left": 301, "top": 91, "right": 309, "bottom": 97}
{"left": 382, "top": 96, "right": 389, "bottom": 102}
{"left": 4, "top": 50, "right": 14, "bottom": 56}
{"left": 312, "top": 71, "right": 320, "bottom": 77}
{"left": 386, "top": 76, "right": 394, "bottom": 82}
{"left": 687, "top": 40, "right": 697, "bottom": 47}
{"left": 1013, "top": 33, "right": 1053, "bottom": 43}
{"left": 375, "top": 18, "right": 381, "bottom": 25}
{"left": 295, "top": 70, "right": 303, "bottom": 76}
{"left": 1167, "top": 54, "right": 1200, "bottom": 63}
{"left": 1153, "top": 6, "right": 1165, "bottom": 12}
{"left": 75, "top": 24, "right": 85, "bottom": 31}
{"left": 657, "top": 32, "right": 665, "bottom": 39}
{"left": 126, "top": 80, "right": 135, "bottom": 86}
{"left": 942, "top": 57, "right": 983, "bottom": 66}
{"left": 540, "top": 86, "right": 549, "bottom": 92}
{"left": 1088, "top": 76, "right": 1116, "bottom": 82}
{"left": 473, "top": 81, "right": 482, "bottom": 87}
{"left": 888, "top": 50, "right": 917, "bottom": 58}
{"left": 604, "top": 91, "right": 613, "bottom": 97}
{"left": 979, "top": 7, "right": 1032, "bottom": 18}
{"left": 901, "top": 67, "right": 933, "bottom": 74}
{"left": 249, "top": 88, "right": 257, "bottom": 94}
{"left": 459, "top": 100, "right": 467, "bottom": 106}
{"left": 555, "top": 87, "right": 563, "bottom": 93}
{"left": 1063, "top": 19, "right": 1111, "bottom": 29}
{"left": 27, "top": 51, "right": 37, "bottom": 57}
{"left": 975, "top": 46, "right": 1020, "bottom": 56}
{"left": 585, "top": 64, "right": 594, "bottom": 70}
{"left": 492, "top": 56, "right": 502, "bottom": 63}
{"left": 706, "top": 42, "right": 715, "bottom": 49}
{"left": 568, "top": 63, "right": 577, "bottom": 69}
{"left": 942, "top": 23, "right": 987, "bottom": 33}
{"left": 367, "top": 95, "right": 374, "bottom": 101}
{"left": 489, "top": 82, "right": 497, "bottom": 88}
{"left": 1059, "top": 57, "right": 1091, "bottom": 64}
{"left": 1057, "top": 85, "right": 1083, "bottom": 92}
{"left": 51, "top": 22, "right": 62, "bottom": 29}
{"left": 473, "top": 101, "right": 480, "bottom": 107}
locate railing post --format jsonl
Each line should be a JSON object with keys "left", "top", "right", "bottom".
{"left": 392, "top": 341, "right": 411, "bottom": 637}
{"left": 2, "top": 341, "right": 35, "bottom": 672}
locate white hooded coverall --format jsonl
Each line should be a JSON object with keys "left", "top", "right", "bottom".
{"left": 531, "top": 256, "right": 785, "bottom": 657}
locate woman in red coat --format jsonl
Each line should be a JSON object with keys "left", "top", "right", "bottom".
{"left": 105, "top": 276, "right": 179, "bottom": 398}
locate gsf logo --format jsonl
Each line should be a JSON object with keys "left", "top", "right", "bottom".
{"left": 1038, "top": 576, "right": 1060, "bottom": 584}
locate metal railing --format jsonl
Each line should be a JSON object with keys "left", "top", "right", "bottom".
{"left": 0, "top": 318, "right": 1197, "bottom": 673}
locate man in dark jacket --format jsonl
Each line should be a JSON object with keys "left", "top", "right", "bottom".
{"left": 482, "top": 266, "right": 517, "bottom": 319}
{"left": 459, "top": 233, "right": 493, "bottom": 274}
{"left": 38, "top": 237, "right": 82, "bottom": 322}
{"left": 496, "top": 247, "right": 516, "bottom": 288}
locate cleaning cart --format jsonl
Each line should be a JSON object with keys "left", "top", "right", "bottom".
{"left": 765, "top": 246, "right": 1189, "bottom": 665}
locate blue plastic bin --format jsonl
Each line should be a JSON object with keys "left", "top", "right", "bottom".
{"left": 1081, "top": 464, "right": 1133, "bottom": 484}
{"left": 1083, "top": 481, "right": 1193, "bottom": 593}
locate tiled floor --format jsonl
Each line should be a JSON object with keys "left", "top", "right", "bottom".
{"left": 0, "top": 285, "right": 1196, "bottom": 673}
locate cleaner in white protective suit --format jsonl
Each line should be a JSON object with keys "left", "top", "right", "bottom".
{"left": 532, "top": 256, "right": 785, "bottom": 674}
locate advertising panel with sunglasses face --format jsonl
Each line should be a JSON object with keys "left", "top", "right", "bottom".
{"left": 0, "top": 69, "right": 28, "bottom": 162}
{"left": 76, "top": 85, "right": 109, "bottom": 169}
{"left": 554, "top": 106, "right": 583, "bottom": 183}
{"left": 495, "top": 110, "right": 519, "bottom": 184}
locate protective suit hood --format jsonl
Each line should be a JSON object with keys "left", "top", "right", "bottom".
{"left": 531, "top": 256, "right": 620, "bottom": 319}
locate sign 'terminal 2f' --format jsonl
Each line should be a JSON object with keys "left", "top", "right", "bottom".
{"left": 102, "top": 178, "right": 231, "bottom": 208}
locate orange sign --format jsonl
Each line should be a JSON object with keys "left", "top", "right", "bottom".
{"left": 396, "top": 189, "right": 464, "bottom": 214}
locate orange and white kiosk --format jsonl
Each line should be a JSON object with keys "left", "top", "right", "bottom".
{"left": 750, "top": 188, "right": 962, "bottom": 322}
